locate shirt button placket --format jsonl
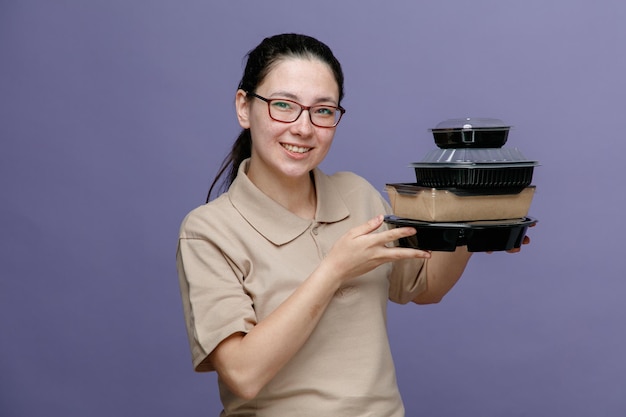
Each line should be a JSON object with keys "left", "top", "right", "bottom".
{"left": 311, "top": 221, "right": 320, "bottom": 236}
{"left": 311, "top": 222, "right": 325, "bottom": 258}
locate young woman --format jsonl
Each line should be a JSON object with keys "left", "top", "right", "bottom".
{"left": 177, "top": 33, "right": 493, "bottom": 416}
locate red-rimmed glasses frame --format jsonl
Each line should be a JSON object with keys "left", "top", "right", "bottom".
{"left": 246, "top": 91, "right": 345, "bottom": 128}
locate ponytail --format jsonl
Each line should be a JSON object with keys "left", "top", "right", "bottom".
{"left": 205, "top": 129, "right": 251, "bottom": 203}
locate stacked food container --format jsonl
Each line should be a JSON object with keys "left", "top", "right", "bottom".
{"left": 384, "top": 118, "right": 538, "bottom": 252}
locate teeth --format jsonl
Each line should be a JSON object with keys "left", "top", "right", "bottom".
{"left": 282, "top": 144, "right": 310, "bottom": 154}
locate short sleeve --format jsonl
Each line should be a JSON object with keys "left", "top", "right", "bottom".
{"left": 380, "top": 191, "right": 428, "bottom": 304}
{"left": 387, "top": 257, "right": 427, "bottom": 304}
{"left": 177, "top": 234, "right": 257, "bottom": 372}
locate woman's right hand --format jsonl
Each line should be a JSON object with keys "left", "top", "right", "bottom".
{"left": 320, "top": 214, "right": 431, "bottom": 284}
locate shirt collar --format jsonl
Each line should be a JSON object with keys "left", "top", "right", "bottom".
{"left": 228, "top": 159, "right": 350, "bottom": 245}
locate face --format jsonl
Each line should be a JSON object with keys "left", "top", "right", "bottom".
{"left": 236, "top": 57, "right": 340, "bottom": 186}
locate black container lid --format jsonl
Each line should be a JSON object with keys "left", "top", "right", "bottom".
{"left": 430, "top": 117, "right": 511, "bottom": 131}
{"left": 411, "top": 147, "right": 539, "bottom": 167}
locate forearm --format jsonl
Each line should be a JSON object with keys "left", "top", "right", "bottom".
{"left": 209, "top": 261, "right": 341, "bottom": 399}
{"left": 209, "top": 215, "right": 433, "bottom": 399}
{"left": 413, "top": 246, "right": 472, "bottom": 304}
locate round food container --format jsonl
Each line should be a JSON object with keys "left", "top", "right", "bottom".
{"left": 384, "top": 215, "right": 537, "bottom": 252}
{"left": 431, "top": 117, "right": 510, "bottom": 148}
{"left": 410, "top": 148, "right": 539, "bottom": 190}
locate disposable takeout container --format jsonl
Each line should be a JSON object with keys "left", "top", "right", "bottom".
{"left": 431, "top": 117, "right": 511, "bottom": 148}
{"left": 385, "top": 183, "right": 535, "bottom": 222}
{"left": 384, "top": 215, "right": 537, "bottom": 252}
{"left": 411, "top": 147, "right": 539, "bottom": 190}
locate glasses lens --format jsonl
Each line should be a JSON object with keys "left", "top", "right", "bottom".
{"left": 310, "top": 106, "right": 342, "bottom": 127}
{"left": 268, "top": 100, "right": 300, "bottom": 123}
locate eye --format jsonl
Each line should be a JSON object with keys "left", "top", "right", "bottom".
{"left": 314, "top": 106, "right": 336, "bottom": 117}
{"left": 270, "top": 100, "right": 294, "bottom": 111}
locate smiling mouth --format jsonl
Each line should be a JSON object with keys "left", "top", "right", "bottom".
{"left": 282, "top": 143, "right": 311, "bottom": 154}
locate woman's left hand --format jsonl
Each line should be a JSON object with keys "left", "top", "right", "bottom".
{"left": 504, "top": 234, "right": 530, "bottom": 253}
{"left": 492, "top": 223, "right": 534, "bottom": 254}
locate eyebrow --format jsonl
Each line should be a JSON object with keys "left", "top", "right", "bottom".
{"left": 269, "top": 91, "right": 339, "bottom": 106}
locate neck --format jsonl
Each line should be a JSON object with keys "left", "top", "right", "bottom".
{"left": 247, "top": 168, "right": 317, "bottom": 220}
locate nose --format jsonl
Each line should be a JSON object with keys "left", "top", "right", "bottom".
{"left": 290, "top": 109, "right": 315, "bottom": 136}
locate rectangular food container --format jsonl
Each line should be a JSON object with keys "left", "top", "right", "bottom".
{"left": 385, "top": 183, "right": 535, "bottom": 222}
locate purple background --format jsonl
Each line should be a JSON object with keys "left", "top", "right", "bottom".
{"left": 2, "top": 1, "right": 625, "bottom": 416}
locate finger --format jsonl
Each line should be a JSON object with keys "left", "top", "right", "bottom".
{"left": 385, "top": 246, "right": 432, "bottom": 259}
{"left": 489, "top": 234, "right": 531, "bottom": 254}
{"left": 345, "top": 215, "right": 389, "bottom": 240}
{"left": 383, "top": 226, "right": 418, "bottom": 241}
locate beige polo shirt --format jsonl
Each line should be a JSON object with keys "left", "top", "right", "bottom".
{"left": 177, "top": 159, "right": 427, "bottom": 417}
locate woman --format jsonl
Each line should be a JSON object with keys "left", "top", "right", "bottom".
{"left": 177, "top": 33, "right": 482, "bottom": 416}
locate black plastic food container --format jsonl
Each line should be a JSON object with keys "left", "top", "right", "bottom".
{"left": 431, "top": 117, "right": 510, "bottom": 148}
{"left": 411, "top": 148, "right": 539, "bottom": 190}
{"left": 384, "top": 215, "right": 537, "bottom": 252}
{"left": 412, "top": 164, "right": 536, "bottom": 190}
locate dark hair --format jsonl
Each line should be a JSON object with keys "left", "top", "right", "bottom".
{"left": 205, "top": 33, "right": 345, "bottom": 202}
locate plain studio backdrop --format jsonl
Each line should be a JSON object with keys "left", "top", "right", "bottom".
{"left": 2, "top": 1, "right": 625, "bottom": 416}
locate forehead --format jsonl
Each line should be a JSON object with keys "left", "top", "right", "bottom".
{"left": 259, "top": 57, "right": 339, "bottom": 100}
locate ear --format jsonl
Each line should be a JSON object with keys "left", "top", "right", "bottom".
{"left": 235, "top": 89, "right": 251, "bottom": 129}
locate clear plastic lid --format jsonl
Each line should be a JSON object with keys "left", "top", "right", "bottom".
{"left": 431, "top": 117, "right": 510, "bottom": 131}
{"left": 413, "top": 147, "right": 539, "bottom": 165}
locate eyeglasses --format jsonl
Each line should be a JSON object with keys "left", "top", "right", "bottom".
{"left": 246, "top": 91, "right": 345, "bottom": 128}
